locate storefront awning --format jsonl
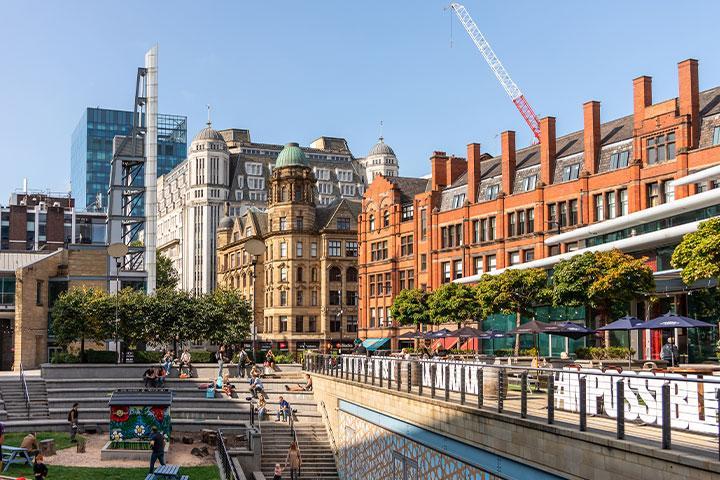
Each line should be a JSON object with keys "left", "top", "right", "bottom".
{"left": 361, "top": 338, "right": 390, "bottom": 351}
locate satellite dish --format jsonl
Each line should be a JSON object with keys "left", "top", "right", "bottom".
{"left": 244, "top": 238, "right": 265, "bottom": 256}
{"left": 107, "top": 243, "right": 129, "bottom": 258}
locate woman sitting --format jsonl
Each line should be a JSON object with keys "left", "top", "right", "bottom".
{"left": 256, "top": 396, "right": 267, "bottom": 420}
{"left": 285, "top": 374, "right": 313, "bottom": 392}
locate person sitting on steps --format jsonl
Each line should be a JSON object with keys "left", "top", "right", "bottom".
{"left": 285, "top": 374, "right": 312, "bottom": 392}
{"left": 276, "top": 396, "right": 291, "bottom": 422}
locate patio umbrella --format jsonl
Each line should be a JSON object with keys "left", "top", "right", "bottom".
{"left": 479, "top": 329, "right": 510, "bottom": 354}
{"left": 397, "top": 331, "right": 425, "bottom": 339}
{"left": 447, "top": 326, "right": 486, "bottom": 352}
{"left": 596, "top": 315, "right": 644, "bottom": 367}
{"left": 547, "top": 322, "right": 596, "bottom": 340}
{"left": 425, "top": 328, "right": 453, "bottom": 339}
{"left": 633, "top": 312, "right": 716, "bottom": 330}
{"left": 507, "top": 320, "right": 555, "bottom": 359}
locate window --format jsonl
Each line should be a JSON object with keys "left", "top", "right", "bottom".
{"left": 318, "top": 182, "right": 333, "bottom": 195}
{"left": 346, "top": 267, "right": 358, "bottom": 282}
{"left": 562, "top": 163, "right": 581, "bottom": 182}
{"left": 548, "top": 204, "right": 557, "bottom": 226}
{"left": 619, "top": 189, "right": 628, "bottom": 216}
{"left": 452, "top": 193, "right": 465, "bottom": 208}
{"left": 369, "top": 308, "right": 376, "bottom": 328}
{"left": 296, "top": 241, "right": 303, "bottom": 257}
{"left": 569, "top": 199, "right": 578, "bottom": 225}
{"left": 368, "top": 214, "right": 375, "bottom": 231}
{"left": 383, "top": 210, "right": 390, "bottom": 227}
{"left": 246, "top": 162, "right": 263, "bottom": 175}
{"left": 330, "top": 315, "right": 341, "bottom": 333}
{"left": 509, "top": 252, "right": 520, "bottom": 266}
{"left": 280, "top": 242, "right": 287, "bottom": 258}
{"left": 420, "top": 254, "right": 427, "bottom": 271}
{"left": 663, "top": 180, "right": 675, "bottom": 203}
{"left": 696, "top": 182, "right": 708, "bottom": 193}
{"left": 384, "top": 273, "right": 391, "bottom": 295}
{"left": 522, "top": 174, "right": 538, "bottom": 192}
{"left": 328, "top": 240, "right": 342, "bottom": 257}
{"left": 420, "top": 209, "right": 427, "bottom": 240}
{"left": 280, "top": 291, "right": 287, "bottom": 306}
{"left": 329, "top": 267, "right": 342, "bottom": 282}
{"left": 559, "top": 202, "right": 568, "bottom": 227}
{"left": 295, "top": 316, "right": 304, "bottom": 332}
{"left": 473, "top": 256, "right": 483, "bottom": 275}
{"left": 311, "top": 242, "right": 318, "bottom": 257}
{"left": 295, "top": 216, "right": 303, "bottom": 230}
{"left": 337, "top": 169, "right": 353, "bottom": 182}
{"left": 440, "top": 224, "right": 463, "bottom": 248}
{"left": 378, "top": 307, "right": 385, "bottom": 327}
{"left": 309, "top": 316, "right": 317, "bottom": 332}
{"left": 369, "top": 275, "right": 375, "bottom": 297}
{"left": 517, "top": 210, "right": 526, "bottom": 235}
{"left": 524, "top": 249, "right": 535, "bottom": 262}
{"left": 400, "top": 235, "right": 414, "bottom": 256}
{"left": 407, "top": 270, "right": 414, "bottom": 289}
{"left": 401, "top": 204, "right": 414, "bottom": 221}
{"left": 311, "top": 290, "right": 318, "bottom": 306}
{"left": 279, "top": 217, "right": 287, "bottom": 231}
{"left": 315, "top": 168, "right": 330, "bottom": 180}
{"left": 472, "top": 220, "right": 480, "bottom": 243}
{"left": 346, "top": 315, "right": 358, "bottom": 333}
{"left": 647, "top": 182, "right": 660, "bottom": 207}
{"left": 441, "top": 262, "right": 451, "bottom": 284}
{"left": 337, "top": 217, "right": 351, "bottom": 230}
{"left": 36, "top": 280, "right": 43, "bottom": 306}
{"left": 507, "top": 212, "right": 516, "bottom": 237}
{"left": 280, "top": 267, "right": 288, "bottom": 282}
{"left": 296, "top": 290, "right": 304, "bottom": 306}
{"left": 345, "top": 241, "right": 358, "bottom": 257}
{"left": 370, "top": 241, "right": 388, "bottom": 261}
{"left": 485, "top": 184, "right": 499, "bottom": 200}
{"left": 489, "top": 217, "right": 496, "bottom": 240}
{"left": 594, "top": 194, "right": 604, "bottom": 222}
{"left": 341, "top": 184, "right": 356, "bottom": 197}
{"left": 453, "top": 260, "right": 463, "bottom": 280}
{"left": 311, "top": 268, "right": 318, "bottom": 282}
{"left": 487, "top": 254, "right": 497, "bottom": 271}
{"left": 527, "top": 208, "right": 535, "bottom": 233}
{"left": 646, "top": 132, "right": 675, "bottom": 164}
{"left": 610, "top": 151, "right": 630, "bottom": 170}
{"left": 607, "top": 191, "right": 617, "bottom": 219}
{"left": 247, "top": 177, "right": 265, "bottom": 190}
{"left": 399, "top": 270, "right": 406, "bottom": 291}
{"left": 279, "top": 316, "right": 288, "bottom": 332}
{"left": 713, "top": 126, "right": 720, "bottom": 146}
{"left": 329, "top": 289, "right": 341, "bottom": 305}
{"left": 248, "top": 191, "right": 267, "bottom": 201}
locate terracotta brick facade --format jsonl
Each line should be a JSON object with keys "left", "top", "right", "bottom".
{"left": 358, "top": 59, "right": 720, "bottom": 347}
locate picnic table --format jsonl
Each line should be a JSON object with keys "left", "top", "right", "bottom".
{"left": 1, "top": 446, "right": 32, "bottom": 472}
{"left": 146, "top": 464, "right": 189, "bottom": 480}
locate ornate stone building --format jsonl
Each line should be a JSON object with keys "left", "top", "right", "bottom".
{"left": 358, "top": 137, "right": 399, "bottom": 183}
{"left": 217, "top": 143, "right": 361, "bottom": 352}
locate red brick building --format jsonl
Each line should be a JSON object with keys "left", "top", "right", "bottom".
{"left": 358, "top": 59, "right": 720, "bottom": 351}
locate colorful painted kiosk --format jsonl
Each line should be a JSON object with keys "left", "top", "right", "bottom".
{"left": 102, "top": 389, "right": 173, "bottom": 460}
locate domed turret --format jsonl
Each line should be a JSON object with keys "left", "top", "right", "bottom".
{"left": 361, "top": 136, "right": 399, "bottom": 183}
{"left": 368, "top": 137, "right": 395, "bottom": 157}
{"left": 275, "top": 142, "right": 308, "bottom": 168}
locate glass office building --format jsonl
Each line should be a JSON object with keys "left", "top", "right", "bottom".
{"left": 71, "top": 108, "right": 187, "bottom": 211}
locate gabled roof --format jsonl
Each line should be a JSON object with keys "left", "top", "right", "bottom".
{"left": 386, "top": 176, "right": 431, "bottom": 203}
{"left": 0, "top": 251, "right": 57, "bottom": 273}
{"left": 315, "top": 198, "right": 362, "bottom": 230}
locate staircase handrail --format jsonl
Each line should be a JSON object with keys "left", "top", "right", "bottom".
{"left": 319, "top": 400, "right": 339, "bottom": 458}
{"left": 19, "top": 363, "right": 30, "bottom": 418}
{"left": 216, "top": 428, "right": 243, "bottom": 480}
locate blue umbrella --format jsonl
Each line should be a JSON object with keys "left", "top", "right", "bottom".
{"left": 597, "top": 315, "right": 645, "bottom": 331}
{"left": 547, "top": 321, "right": 596, "bottom": 340}
{"left": 425, "top": 328, "right": 453, "bottom": 339}
{"left": 633, "top": 312, "right": 716, "bottom": 330}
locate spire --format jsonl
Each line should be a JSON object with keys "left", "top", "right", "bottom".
{"left": 379, "top": 120, "right": 384, "bottom": 143}
{"left": 206, "top": 104, "right": 212, "bottom": 127}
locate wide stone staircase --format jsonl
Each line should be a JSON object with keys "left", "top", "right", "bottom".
{"left": 0, "top": 378, "right": 49, "bottom": 420}
{"left": 259, "top": 422, "right": 338, "bottom": 480}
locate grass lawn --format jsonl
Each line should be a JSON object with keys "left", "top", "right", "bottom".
{"left": 3, "top": 465, "right": 220, "bottom": 479}
{"left": 4, "top": 432, "right": 75, "bottom": 451}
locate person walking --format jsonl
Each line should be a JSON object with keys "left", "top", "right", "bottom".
{"left": 148, "top": 426, "right": 165, "bottom": 473}
{"left": 68, "top": 403, "right": 79, "bottom": 442}
{"left": 237, "top": 347, "right": 250, "bottom": 378}
{"left": 284, "top": 441, "right": 302, "bottom": 480}
{"left": 33, "top": 453, "right": 48, "bottom": 480}
{"left": 216, "top": 345, "right": 226, "bottom": 378}
{"left": 661, "top": 337, "right": 680, "bottom": 367}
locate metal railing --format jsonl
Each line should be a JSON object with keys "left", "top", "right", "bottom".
{"left": 319, "top": 400, "right": 339, "bottom": 458}
{"left": 306, "top": 353, "right": 720, "bottom": 460}
{"left": 19, "top": 363, "right": 30, "bottom": 418}
{"left": 216, "top": 428, "right": 243, "bottom": 480}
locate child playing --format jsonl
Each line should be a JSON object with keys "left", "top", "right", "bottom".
{"left": 273, "top": 463, "right": 283, "bottom": 480}
{"left": 33, "top": 454, "right": 48, "bottom": 480}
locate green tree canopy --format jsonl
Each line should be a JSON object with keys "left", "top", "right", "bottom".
{"left": 477, "top": 269, "right": 550, "bottom": 354}
{"left": 427, "top": 283, "right": 480, "bottom": 326}
{"left": 390, "top": 289, "right": 431, "bottom": 328}
{"left": 199, "top": 288, "right": 252, "bottom": 345}
{"left": 156, "top": 252, "right": 180, "bottom": 290}
{"left": 51, "top": 288, "right": 109, "bottom": 360}
{"left": 671, "top": 217, "right": 720, "bottom": 285}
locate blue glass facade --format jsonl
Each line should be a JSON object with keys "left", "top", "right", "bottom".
{"left": 70, "top": 108, "right": 187, "bottom": 211}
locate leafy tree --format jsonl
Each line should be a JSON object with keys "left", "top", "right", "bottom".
{"left": 156, "top": 252, "right": 179, "bottom": 290}
{"left": 477, "top": 269, "right": 550, "bottom": 355}
{"left": 390, "top": 289, "right": 431, "bottom": 329}
{"left": 145, "top": 288, "right": 198, "bottom": 348}
{"left": 552, "top": 250, "right": 655, "bottom": 344}
{"left": 51, "top": 288, "right": 108, "bottom": 361}
{"left": 199, "top": 288, "right": 252, "bottom": 345}
{"left": 427, "top": 283, "right": 480, "bottom": 327}
{"left": 671, "top": 218, "right": 720, "bottom": 285}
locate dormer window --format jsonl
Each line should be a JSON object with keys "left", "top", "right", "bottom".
{"left": 485, "top": 184, "right": 499, "bottom": 200}
{"left": 522, "top": 175, "right": 538, "bottom": 192}
{"left": 610, "top": 151, "right": 630, "bottom": 170}
{"left": 451, "top": 193, "right": 465, "bottom": 208}
{"left": 561, "top": 163, "right": 581, "bottom": 182}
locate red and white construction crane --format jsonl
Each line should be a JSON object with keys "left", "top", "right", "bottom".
{"left": 450, "top": 3, "right": 541, "bottom": 141}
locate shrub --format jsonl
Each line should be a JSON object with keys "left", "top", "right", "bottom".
{"left": 519, "top": 347, "right": 539, "bottom": 357}
{"left": 190, "top": 350, "right": 213, "bottom": 363}
{"left": 50, "top": 352, "right": 79, "bottom": 364}
{"left": 575, "top": 346, "right": 634, "bottom": 360}
{"left": 86, "top": 350, "right": 117, "bottom": 363}
{"left": 133, "top": 350, "right": 163, "bottom": 363}
{"left": 493, "top": 349, "right": 514, "bottom": 357}
{"left": 273, "top": 352, "right": 295, "bottom": 364}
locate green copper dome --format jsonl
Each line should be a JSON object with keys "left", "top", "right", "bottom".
{"left": 275, "top": 142, "right": 308, "bottom": 168}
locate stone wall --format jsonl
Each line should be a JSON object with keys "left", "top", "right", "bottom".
{"left": 311, "top": 374, "right": 720, "bottom": 480}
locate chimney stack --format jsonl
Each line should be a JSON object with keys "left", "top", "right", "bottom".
{"left": 466, "top": 143, "right": 482, "bottom": 203}
{"left": 501, "top": 131, "right": 516, "bottom": 194}
{"left": 430, "top": 151, "right": 449, "bottom": 190}
{"left": 633, "top": 76, "right": 652, "bottom": 130}
{"left": 540, "top": 117, "right": 556, "bottom": 185}
{"left": 445, "top": 156, "right": 467, "bottom": 187}
{"left": 678, "top": 59, "right": 700, "bottom": 149}
{"left": 583, "top": 101, "right": 601, "bottom": 174}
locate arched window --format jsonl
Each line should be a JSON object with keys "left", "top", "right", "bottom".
{"left": 242, "top": 273, "right": 247, "bottom": 288}
{"left": 296, "top": 267, "right": 304, "bottom": 282}
{"left": 329, "top": 266, "right": 342, "bottom": 282}
{"left": 311, "top": 268, "right": 318, "bottom": 282}
{"left": 281, "top": 186, "right": 288, "bottom": 202}
{"left": 346, "top": 267, "right": 358, "bottom": 283}
{"left": 383, "top": 210, "right": 390, "bottom": 227}
{"left": 369, "top": 214, "right": 375, "bottom": 231}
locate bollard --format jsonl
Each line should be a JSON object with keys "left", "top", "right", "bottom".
{"left": 418, "top": 363, "right": 424, "bottom": 396}
{"left": 430, "top": 364, "right": 437, "bottom": 399}
{"left": 547, "top": 373, "right": 555, "bottom": 425}
{"left": 396, "top": 361, "right": 402, "bottom": 392}
{"left": 460, "top": 366, "right": 466, "bottom": 405}
{"left": 379, "top": 361, "right": 383, "bottom": 388}
{"left": 364, "top": 358, "right": 369, "bottom": 384}
{"left": 371, "top": 360, "right": 376, "bottom": 386}
{"left": 497, "top": 368, "right": 504, "bottom": 414}
{"left": 407, "top": 361, "right": 412, "bottom": 394}
{"left": 579, "top": 375, "right": 587, "bottom": 432}
{"left": 520, "top": 371, "right": 527, "bottom": 418}
{"left": 616, "top": 378, "right": 625, "bottom": 440}
{"left": 445, "top": 364, "right": 451, "bottom": 402}
{"left": 477, "top": 368, "right": 484, "bottom": 408}
{"left": 351, "top": 358, "right": 355, "bottom": 382}
{"left": 661, "top": 382, "right": 671, "bottom": 449}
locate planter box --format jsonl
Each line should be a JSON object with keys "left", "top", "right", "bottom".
{"left": 100, "top": 441, "right": 168, "bottom": 461}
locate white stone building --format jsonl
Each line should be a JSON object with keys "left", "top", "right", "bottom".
{"left": 358, "top": 137, "right": 400, "bottom": 183}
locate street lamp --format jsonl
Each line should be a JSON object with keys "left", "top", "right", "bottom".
{"left": 244, "top": 239, "right": 265, "bottom": 361}
{"left": 107, "top": 242, "right": 129, "bottom": 365}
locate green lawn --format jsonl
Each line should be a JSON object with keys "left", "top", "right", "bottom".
{"left": 3, "top": 465, "right": 220, "bottom": 479}
{"left": 4, "top": 431, "right": 75, "bottom": 451}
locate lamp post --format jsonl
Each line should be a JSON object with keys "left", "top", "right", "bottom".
{"left": 107, "top": 243, "right": 129, "bottom": 365}
{"left": 243, "top": 239, "right": 265, "bottom": 362}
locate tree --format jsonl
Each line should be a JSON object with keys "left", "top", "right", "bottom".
{"left": 156, "top": 252, "right": 179, "bottom": 290}
{"left": 477, "top": 269, "right": 550, "bottom": 355}
{"left": 427, "top": 283, "right": 480, "bottom": 327}
{"left": 199, "top": 288, "right": 252, "bottom": 345}
{"left": 671, "top": 218, "right": 720, "bottom": 286}
{"left": 51, "top": 288, "right": 108, "bottom": 361}
{"left": 552, "top": 250, "right": 655, "bottom": 344}
{"left": 390, "top": 289, "right": 431, "bottom": 329}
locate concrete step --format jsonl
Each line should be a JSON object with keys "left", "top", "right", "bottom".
{"left": 2, "top": 417, "right": 253, "bottom": 433}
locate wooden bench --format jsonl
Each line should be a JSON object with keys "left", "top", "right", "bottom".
{"left": 1, "top": 446, "right": 32, "bottom": 472}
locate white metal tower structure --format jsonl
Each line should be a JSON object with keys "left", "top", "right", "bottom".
{"left": 450, "top": 3, "right": 541, "bottom": 141}
{"left": 144, "top": 46, "right": 158, "bottom": 294}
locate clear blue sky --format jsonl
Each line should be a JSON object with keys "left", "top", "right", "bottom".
{"left": 2, "top": 1, "right": 719, "bottom": 200}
